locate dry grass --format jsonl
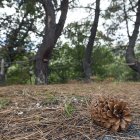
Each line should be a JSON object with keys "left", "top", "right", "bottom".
{"left": 0, "top": 82, "right": 140, "bottom": 140}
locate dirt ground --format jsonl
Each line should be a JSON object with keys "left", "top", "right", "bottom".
{"left": 0, "top": 82, "right": 140, "bottom": 140}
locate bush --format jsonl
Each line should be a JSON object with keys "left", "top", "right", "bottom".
{"left": 7, "top": 63, "right": 31, "bottom": 84}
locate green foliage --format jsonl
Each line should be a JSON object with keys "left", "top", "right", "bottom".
{"left": 106, "top": 60, "right": 140, "bottom": 81}
{"left": 42, "top": 93, "right": 59, "bottom": 105}
{"left": 7, "top": 64, "right": 29, "bottom": 84}
{"left": 21, "top": 0, "right": 37, "bottom": 15}
{"left": 92, "top": 46, "right": 115, "bottom": 78}
{"left": 49, "top": 39, "right": 139, "bottom": 83}
{"left": 49, "top": 42, "right": 85, "bottom": 83}
{"left": 0, "top": 98, "right": 10, "bottom": 109}
{"left": 64, "top": 21, "right": 90, "bottom": 46}
{"left": 64, "top": 102, "right": 75, "bottom": 117}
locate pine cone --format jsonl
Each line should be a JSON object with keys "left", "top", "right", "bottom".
{"left": 89, "top": 95, "right": 132, "bottom": 132}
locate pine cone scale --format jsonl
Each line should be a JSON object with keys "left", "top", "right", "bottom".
{"left": 107, "top": 110, "right": 113, "bottom": 117}
{"left": 120, "top": 119, "right": 126, "bottom": 130}
{"left": 124, "top": 116, "right": 132, "bottom": 122}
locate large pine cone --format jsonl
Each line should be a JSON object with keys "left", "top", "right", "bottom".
{"left": 89, "top": 96, "right": 132, "bottom": 132}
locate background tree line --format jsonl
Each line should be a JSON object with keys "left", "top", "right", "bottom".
{"left": 0, "top": 0, "right": 140, "bottom": 85}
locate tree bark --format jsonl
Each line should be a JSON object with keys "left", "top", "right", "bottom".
{"left": 0, "top": 59, "right": 5, "bottom": 85}
{"left": 35, "top": 0, "right": 69, "bottom": 84}
{"left": 83, "top": 0, "right": 100, "bottom": 81}
{"left": 126, "top": 0, "right": 140, "bottom": 73}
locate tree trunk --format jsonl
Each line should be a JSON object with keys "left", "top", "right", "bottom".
{"left": 83, "top": 0, "right": 100, "bottom": 81}
{"left": 0, "top": 59, "right": 5, "bottom": 85}
{"left": 35, "top": 0, "right": 68, "bottom": 84}
{"left": 126, "top": 0, "right": 140, "bottom": 73}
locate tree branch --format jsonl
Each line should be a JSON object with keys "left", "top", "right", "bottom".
{"left": 123, "top": 0, "right": 130, "bottom": 39}
{"left": 128, "top": 0, "right": 138, "bottom": 13}
{"left": 55, "top": 0, "right": 69, "bottom": 43}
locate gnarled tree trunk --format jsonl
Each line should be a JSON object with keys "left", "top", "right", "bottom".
{"left": 83, "top": 0, "right": 100, "bottom": 81}
{"left": 35, "top": 0, "right": 69, "bottom": 84}
{"left": 126, "top": 0, "right": 140, "bottom": 73}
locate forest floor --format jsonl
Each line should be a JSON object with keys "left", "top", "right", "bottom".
{"left": 0, "top": 82, "right": 140, "bottom": 140}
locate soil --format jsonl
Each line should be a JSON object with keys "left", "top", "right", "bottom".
{"left": 0, "top": 82, "right": 140, "bottom": 140}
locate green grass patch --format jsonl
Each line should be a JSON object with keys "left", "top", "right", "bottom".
{"left": 64, "top": 102, "right": 75, "bottom": 117}
{"left": 0, "top": 98, "right": 10, "bottom": 109}
{"left": 42, "top": 92, "right": 59, "bottom": 105}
